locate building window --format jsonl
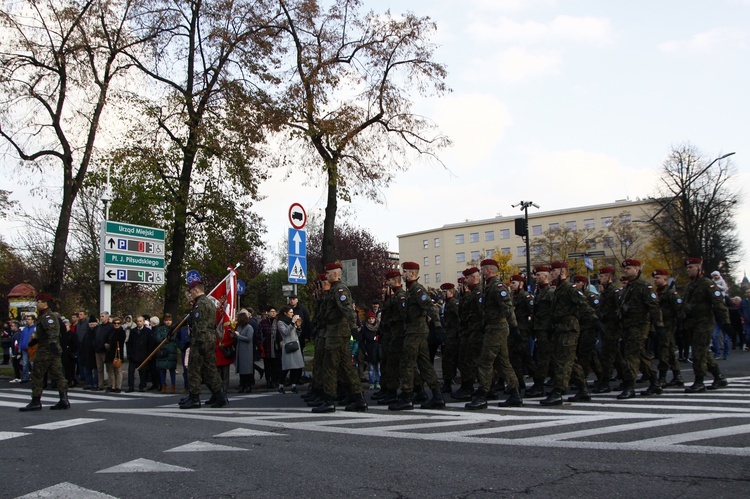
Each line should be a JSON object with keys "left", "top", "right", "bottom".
{"left": 455, "top": 234, "right": 464, "bottom": 244}
{"left": 485, "top": 249, "right": 494, "bottom": 258}
{"left": 435, "top": 255, "right": 441, "bottom": 265}
{"left": 620, "top": 214, "right": 631, "bottom": 224}
{"left": 424, "top": 274, "right": 430, "bottom": 283}
{"left": 469, "top": 232, "right": 479, "bottom": 243}
{"left": 584, "top": 218, "right": 595, "bottom": 230}
{"left": 471, "top": 250, "right": 480, "bottom": 261}
{"left": 532, "top": 224, "right": 542, "bottom": 236}
{"left": 517, "top": 246, "right": 527, "bottom": 256}
{"left": 435, "top": 272, "right": 441, "bottom": 283}
{"left": 485, "top": 231, "right": 494, "bottom": 241}
{"left": 423, "top": 239, "right": 428, "bottom": 249}
{"left": 501, "top": 247, "right": 511, "bottom": 255}
{"left": 434, "top": 237, "right": 440, "bottom": 248}
{"left": 604, "top": 236, "right": 614, "bottom": 248}
{"left": 601, "top": 216, "right": 612, "bottom": 227}
{"left": 532, "top": 244, "right": 543, "bottom": 255}
{"left": 566, "top": 221, "right": 577, "bottom": 230}
{"left": 423, "top": 256, "right": 429, "bottom": 267}
{"left": 500, "top": 229, "right": 510, "bottom": 239}
{"left": 549, "top": 222, "right": 559, "bottom": 231}
{"left": 456, "top": 252, "right": 465, "bottom": 263}
{"left": 586, "top": 239, "right": 597, "bottom": 249}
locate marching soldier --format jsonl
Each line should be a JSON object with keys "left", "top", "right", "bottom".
{"left": 651, "top": 269, "right": 684, "bottom": 388}
{"left": 389, "top": 262, "right": 445, "bottom": 411}
{"left": 682, "top": 257, "right": 730, "bottom": 393}
{"left": 540, "top": 261, "right": 588, "bottom": 406}
{"left": 526, "top": 266, "right": 554, "bottom": 398}
{"left": 508, "top": 274, "right": 534, "bottom": 393}
{"left": 572, "top": 276, "right": 603, "bottom": 388}
{"left": 593, "top": 266, "right": 625, "bottom": 394}
{"left": 451, "top": 267, "right": 482, "bottom": 401}
{"left": 19, "top": 294, "right": 69, "bottom": 412}
{"left": 302, "top": 273, "right": 330, "bottom": 405}
{"left": 440, "top": 283, "right": 461, "bottom": 393}
{"left": 466, "top": 259, "right": 522, "bottom": 409}
{"left": 616, "top": 259, "right": 665, "bottom": 399}
{"left": 312, "top": 263, "right": 367, "bottom": 412}
{"left": 372, "top": 270, "right": 407, "bottom": 405}
{"left": 180, "top": 280, "right": 227, "bottom": 409}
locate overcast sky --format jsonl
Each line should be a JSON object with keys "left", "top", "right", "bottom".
{"left": 2, "top": 0, "right": 748, "bottom": 279}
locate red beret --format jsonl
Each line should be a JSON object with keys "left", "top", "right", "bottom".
{"left": 574, "top": 275, "right": 588, "bottom": 284}
{"left": 325, "top": 262, "right": 342, "bottom": 271}
{"left": 318, "top": 273, "right": 328, "bottom": 281}
{"left": 440, "top": 283, "right": 455, "bottom": 290}
{"left": 510, "top": 274, "right": 525, "bottom": 282}
{"left": 188, "top": 280, "right": 202, "bottom": 290}
{"left": 402, "top": 261, "right": 420, "bottom": 270}
{"left": 36, "top": 293, "right": 54, "bottom": 302}
{"left": 384, "top": 270, "right": 401, "bottom": 279}
{"left": 480, "top": 258, "right": 498, "bottom": 267}
{"left": 462, "top": 267, "right": 479, "bottom": 277}
{"left": 684, "top": 257, "right": 702, "bottom": 266}
{"left": 534, "top": 266, "right": 551, "bottom": 273}
{"left": 622, "top": 258, "right": 641, "bottom": 268}
{"left": 457, "top": 277, "right": 466, "bottom": 283}
{"left": 598, "top": 266, "right": 616, "bottom": 275}
{"left": 551, "top": 261, "right": 568, "bottom": 269}
{"left": 652, "top": 269, "right": 669, "bottom": 277}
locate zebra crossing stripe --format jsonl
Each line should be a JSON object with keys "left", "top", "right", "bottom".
{"left": 25, "top": 418, "right": 104, "bottom": 430}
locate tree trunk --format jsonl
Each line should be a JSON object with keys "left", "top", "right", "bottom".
{"left": 46, "top": 177, "right": 75, "bottom": 296}
{"left": 321, "top": 162, "right": 338, "bottom": 266}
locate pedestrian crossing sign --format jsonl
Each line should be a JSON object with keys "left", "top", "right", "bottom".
{"left": 288, "top": 256, "right": 307, "bottom": 284}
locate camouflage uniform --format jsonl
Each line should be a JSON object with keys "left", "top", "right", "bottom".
{"left": 656, "top": 285, "right": 682, "bottom": 382}
{"left": 188, "top": 293, "right": 223, "bottom": 396}
{"left": 320, "top": 280, "right": 362, "bottom": 399}
{"left": 683, "top": 274, "right": 730, "bottom": 386}
{"left": 577, "top": 289, "right": 602, "bottom": 381}
{"left": 462, "top": 284, "right": 484, "bottom": 386}
{"left": 549, "top": 280, "right": 586, "bottom": 393}
{"left": 509, "top": 288, "right": 534, "bottom": 390}
{"left": 311, "top": 291, "right": 328, "bottom": 393}
{"left": 31, "top": 309, "right": 67, "bottom": 398}
{"left": 618, "top": 275, "right": 663, "bottom": 387}
{"left": 398, "top": 281, "right": 440, "bottom": 395}
{"left": 476, "top": 276, "right": 518, "bottom": 393}
{"left": 527, "top": 283, "right": 554, "bottom": 395}
{"left": 595, "top": 282, "right": 625, "bottom": 392}
{"left": 381, "top": 287, "right": 407, "bottom": 393}
{"left": 441, "top": 295, "right": 461, "bottom": 387}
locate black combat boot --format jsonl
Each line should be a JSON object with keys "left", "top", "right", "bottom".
{"left": 179, "top": 393, "right": 192, "bottom": 405}
{"left": 344, "top": 393, "right": 368, "bottom": 412}
{"left": 499, "top": 388, "right": 524, "bottom": 407}
{"left": 640, "top": 375, "right": 662, "bottom": 396}
{"left": 440, "top": 380, "right": 453, "bottom": 394}
{"left": 388, "top": 392, "right": 414, "bottom": 411}
{"left": 302, "top": 389, "right": 319, "bottom": 401}
{"left": 421, "top": 387, "right": 446, "bottom": 410}
{"left": 204, "top": 393, "right": 217, "bottom": 405}
{"left": 539, "top": 389, "right": 563, "bottom": 406}
{"left": 311, "top": 399, "right": 335, "bottom": 413}
{"left": 50, "top": 391, "right": 70, "bottom": 410}
{"left": 616, "top": 382, "right": 635, "bottom": 400}
{"left": 685, "top": 376, "right": 705, "bottom": 393}
{"left": 566, "top": 388, "right": 591, "bottom": 403}
{"left": 592, "top": 381, "right": 611, "bottom": 394}
{"left": 377, "top": 391, "right": 399, "bottom": 405}
{"left": 465, "top": 391, "right": 488, "bottom": 410}
{"left": 657, "top": 370, "right": 668, "bottom": 388}
{"left": 412, "top": 389, "right": 428, "bottom": 403}
{"left": 210, "top": 390, "right": 228, "bottom": 408}
{"left": 180, "top": 394, "right": 201, "bottom": 409}
{"left": 707, "top": 374, "right": 728, "bottom": 391}
{"left": 667, "top": 371, "right": 684, "bottom": 387}
{"left": 371, "top": 388, "right": 388, "bottom": 400}
{"left": 19, "top": 396, "right": 42, "bottom": 412}
{"left": 524, "top": 379, "right": 546, "bottom": 398}
{"left": 451, "top": 383, "right": 474, "bottom": 401}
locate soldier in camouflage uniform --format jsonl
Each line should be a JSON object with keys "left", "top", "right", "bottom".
{"left": 440, "top": 282, "right": 461, "bottom": 393}
{"left": 540, "top": 261, "right": 588, "bottom": 406}
{"left": 652, "top": 269, "right": 684, "bottom": 388}
{"left": 312, "top": 263, "right": 367, "bottom": 413}
{"left": 180, "top": 281, "right": 227, "bottom": 409}
{"left": 372, "top": 270, "right": 407, "bottom": 405}
{"left": 592, "top": 266, "right": 626, "bottom": 394}
{"left": 389, "top": 262, "right": 445, "bottom": 411}
{"left": 683, "top": 257, "right": 730, "bottom": 393}
{"left": 19, "top": 294, "right": 69, "bottom": 412}
{"left": 451, "top": 267, "right": 482, "bottom": 401}
{"left": 616, "top": 259, "right": 666, "bottom": 399}
{"left": 508, "top": 275, "right": 534, "bottom": 393}
{"left": 466, "top": 259, "right": 522, "bottom": 409}
{"left": 526, "top": 266, "right": 554, "bottom": 398}
{"left": 302, "top": 273, "right": 330, "bottom": 405}
{"left": 573, "top": 276, "right": 603, "bottom": 387}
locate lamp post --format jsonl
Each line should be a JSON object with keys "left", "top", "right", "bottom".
{"left": 512, "top": 200, "right": 539, "bottom": 291}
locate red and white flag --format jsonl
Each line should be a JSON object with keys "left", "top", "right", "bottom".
{"left": 208, "top": 266, "right": 238, "bottom": 335}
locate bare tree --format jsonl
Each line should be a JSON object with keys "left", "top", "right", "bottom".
{"left": 596, "top": 211, "right": 650, "bottom": 267}
{"left": 272, "top": 0, "right": 450, "bottom": 264}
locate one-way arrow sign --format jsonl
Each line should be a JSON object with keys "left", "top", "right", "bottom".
{"left": 288, "top": 228, "right": 306, "bottom": 257}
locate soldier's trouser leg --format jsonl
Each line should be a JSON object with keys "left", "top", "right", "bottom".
{"left": 465, "top": 329, "right": 483, "bottom": 385}
{"left": 599, "top": 324, "right": 622, "bottom": 382}
{"left": 477, "top": 325, "right": 517, "bottom": 393}
{"left": 382, "top": 333, "right": 404, "bottom": 391}
{"left": 415, "top": 336, "right": 439, "bottom": 389}
{"left": 312, "top": 335, "right": 327, "bottom": 390}
{"left": 508, "top": 331, "right": 530, "bottom": 386}
{"left": 188, "top": 341, "right": 221, "bottom": 395}
{"left": 657, "top": 327, "right": 680, "bottom": 374}
{"left": 321, "top": 333, "right": 347, "bottom": 399}
{"left": 532, "top": 330, "right": 552, "bottom": 381}
{"left": 577, "top": 327, "right": 598, "bottom": 377}
{"left": 691, "top": 322, "right": 717, "bottom": 379}
{"left": 456, "top": 332, "right": 472, "bottom": 382}
{"left": 400, "top": 332, "right": 429, "bottom": 393}
{"left": 379, "top": 334, "right": 390, "bottom": 383}
{"left": 552, "top": 331, "right": 581, "bottom": 392}
{"left": 621, "top": 325, "right": 654, "bottom": 383}
{"left": 336, "top": 336, "right": 363, "bottom": 395}
{"left": 31, "top": 346, "right": 68, "bottom": 398}
{"left": 441, "top": 333, "right": 460, "bottom": 384}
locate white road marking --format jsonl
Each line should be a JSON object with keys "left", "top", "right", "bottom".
{"left": 25, "top": 418, "right": 104, "bottom": 430}
{"left": 16, "top": 481, "right": 118, "bottom": 498}
{"left": 97, "top": 458, "right": 193, "bottom": 473}
{"left": 214, "top": 428, "right": 285, "bottom": 438}
{"left": 165, "top": 440, "right": 248, "bottom": 452}
{"left": 0, "top": 431, "right": 30, "bottom": 441}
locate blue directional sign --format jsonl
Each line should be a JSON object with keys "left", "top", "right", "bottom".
{"left": 288, "top": 227, "right": 307, "bottom": 284}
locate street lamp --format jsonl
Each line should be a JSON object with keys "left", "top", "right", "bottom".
{"left": 512, "top": 200, "right": 539, "bottom": 291}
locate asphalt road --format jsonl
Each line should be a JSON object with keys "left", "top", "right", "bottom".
{"left": 4, "top": 353, "right": 750, "bottom": 498}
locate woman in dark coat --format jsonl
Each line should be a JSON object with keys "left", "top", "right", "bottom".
{"left": 105, "top": 318, "right": 126, "bottom": 392}
{"left": 154, "top": 314, "right": 177, "bottom": 393}
{"left": 233, "top": 310, "right": 255, "bottom": 393}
